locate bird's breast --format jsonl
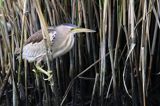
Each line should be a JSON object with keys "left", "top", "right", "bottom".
{"left": 51, "top": 34, "right": 75, "bottom": 58}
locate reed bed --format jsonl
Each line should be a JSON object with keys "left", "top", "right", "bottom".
{"left": 0, "top": 0, "right": 160, "bottom": 106}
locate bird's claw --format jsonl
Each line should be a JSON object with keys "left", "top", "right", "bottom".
{"left": 35, "top": 65, "right": 53, "bottom": 81}
{"left": 32, "top": 69, "right": 37, "bottom": 73}
{"left": 43, "top": 73, "right": 53, "bottom": 81}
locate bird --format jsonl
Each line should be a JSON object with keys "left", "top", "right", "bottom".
{"left": 22, "top": 24, "right": 95, "bottom": 80}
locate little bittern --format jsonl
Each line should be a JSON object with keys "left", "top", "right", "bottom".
{"left": 22, "top": 24, "right": 95, "bottom": 79}
{"left": 23, "top": 24, "right": 95, "bottom": 62}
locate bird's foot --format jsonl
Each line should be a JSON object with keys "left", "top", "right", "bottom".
{"left": 34, "top": 65, "right": 53, "bottom": 81}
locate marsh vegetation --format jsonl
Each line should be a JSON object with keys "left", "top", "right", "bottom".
{"left": 0, "top": 0, "right": 160, "bottom": 106}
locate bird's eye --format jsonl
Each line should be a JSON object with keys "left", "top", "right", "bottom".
{"left": 71, "top": 28, "right": 75, "bottom": 31}
{"left": 69, "top": 28, "right": 76, "bottom": 33}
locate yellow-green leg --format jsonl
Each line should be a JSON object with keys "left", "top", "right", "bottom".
{"left": 32, "top": 64, "right": 53, "bottom": 81}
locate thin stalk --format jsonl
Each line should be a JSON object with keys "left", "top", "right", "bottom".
{"left": 108, "top": 0, "right": 117, "bottom": 105}
{"left": 34, "top": 0, "right": 60, "bottom": 105}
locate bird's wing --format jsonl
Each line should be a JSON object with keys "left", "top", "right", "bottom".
{"left": 24, "top": 27, "right": 55, "bottom": 45}
{"left": 22, "top": 40, "right": 46, "bottom": 62}
{"left": 24, "top": 30, "right": 43, "bottom": 45}
{"left": 22, "top": 27, "right": 55, "bottom": 62}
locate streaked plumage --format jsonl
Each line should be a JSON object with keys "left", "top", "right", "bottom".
{"left": 22, "top": 24, "right": 95, "bottom": 62}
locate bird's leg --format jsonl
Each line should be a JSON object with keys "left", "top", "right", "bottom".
{"left": 35, "top": 65, "right": 53, "bottom": 81}
{"left": 32, "top": 58, "right": 53, "bottom": 81}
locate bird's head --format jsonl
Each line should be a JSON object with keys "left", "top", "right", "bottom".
{"left": 49, "top": 23, "right": 96, "bottom": 59}
{"left": 55, "top": 24, "right": 96, "bottom": 36}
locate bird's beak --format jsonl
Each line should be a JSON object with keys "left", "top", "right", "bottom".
{"left": 70, "top": 28, "right": 96, "bottom": 34}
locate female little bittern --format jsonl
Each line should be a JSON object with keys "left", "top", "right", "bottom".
{"left": 22, "top": 24, "right": 95, "bottom": 79}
